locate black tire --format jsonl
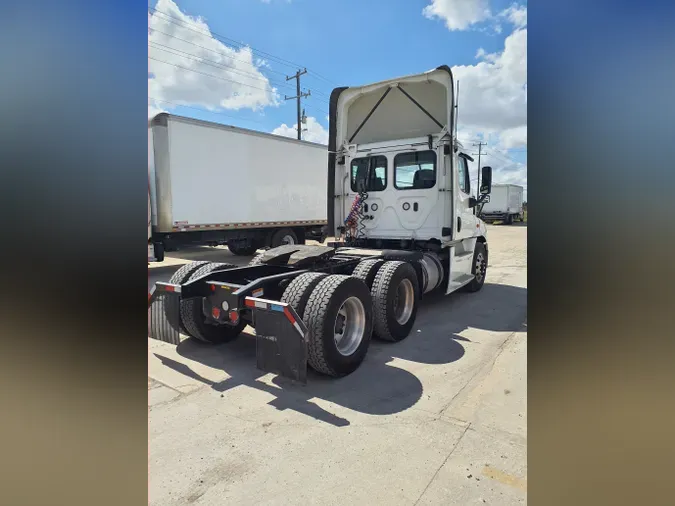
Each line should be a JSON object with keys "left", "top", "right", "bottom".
{"left": 180, "top": 262, "right": 245, "bottom": 343}
{"left": 166, "top": 261, "right": 210, "bottom": 335}
{"left": 249, "top": 252, "right": 266, "bottom": 265}
{"left": 270, "top": 228, "right": 298, "bottom": 247}
{"left": 464, "top": 242, "right": 488, "bottom": 293}
{"left": 371, "top": 261, "right": 419, "bottom": 342}
{"left": 506, "top": 214, "right": 513, "bottom": 225}
{"left": 169, "top": 261, "right": 210, "bottom": 285}
{"left": 228, "top": 241, "right": 258, "bottom": 256}
{"left": 303, "top": 275, "right": 373, "bottom": 377}
{"left": 150, "top": 289, "right": 182, "bottom": 344}
{"left": 351, "top": 259, "right": 386, "bottom": 289}
{"left": 281, "top": 272, "right": 329, "bottom": 318}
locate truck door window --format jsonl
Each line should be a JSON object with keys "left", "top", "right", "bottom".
{"left": 458, "top": 156, "right": 471, "bottom": 195}
{"left": 394, "top": 150, "right": 437, "bottom": 190}
{"left": 351, "top": 156, "right": 387, "bottom": 192}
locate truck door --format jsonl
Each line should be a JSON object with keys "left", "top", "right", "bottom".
{"left": 455, "top": 154, "right": 477, "bottom": 240}
{"left": 344, "top": 155, "right": 388, "bottom": 232}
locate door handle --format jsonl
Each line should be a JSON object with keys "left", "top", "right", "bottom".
{"left": 457, "top": 217, "right": 462, "bottom": 232}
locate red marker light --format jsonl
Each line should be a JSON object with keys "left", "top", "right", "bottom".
{"left": 229, "top": 310, "right": 239, "bottom": 323}
{"left": 212, "top": 307, "right": 221, "bottom": 319}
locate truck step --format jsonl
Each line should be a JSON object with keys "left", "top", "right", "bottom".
{"left": 447, "top": 274, "right": 475, "bottom": 293}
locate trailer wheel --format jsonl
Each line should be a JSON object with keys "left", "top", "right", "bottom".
{"left": 270, "top": 228, "right": 298, "bottom": 247}
{"left": 464, "top": 242, "right": 488, "bottom": 293}
{"left": 506, "top": 214, "right": 513, "bottom": 225}
{"left": 351, "top": 259, "right": 386, "bottom": 289}
{"left": 371, "top": 261, "right": 419, "bottom": 342}
{"left": 180, "top": 262, "right": 245, "bottom": 344}
{"left": 281, "top": 272, "right": 328, "bottom": 318}
{"left": 303, "top": 275, "right": 373, "bottom": 377}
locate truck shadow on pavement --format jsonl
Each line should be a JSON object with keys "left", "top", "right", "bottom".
{"left": 153, "top": 282, "right": 526, "bottom": 427}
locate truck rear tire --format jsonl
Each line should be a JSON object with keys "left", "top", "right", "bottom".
{"left": 180, "top": 262, "right": 245, "bottom": 343}
{"left": 270, "top": 228, "right": 298, "bottom": 247}
{"left": 227, "top": 241, "right": 258, "bottom": 256}
{"left": 249, "top": 252, "right": 266, "bottom": 265}
{"left": 351, "top": 259, "right": 386, "bottom": 289}
{"left": 281, "top": 272, "right": 329, "bottom": 318}
{"left": 167, "top": 261, "right": 210, "bottom": 335}
{"left": 371, "top": 261, "right": 419, "bottom": 342}
{"left": 303, "top": 275, "right": 373, "bottom": 377}
{"left": 464, "top": 242, "right": 487, "bottom": 293}
{"left": 506, "top": 214, "right": 513, "bottom": 225}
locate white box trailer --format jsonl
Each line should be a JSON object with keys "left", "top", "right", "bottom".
{"left": 480, "top": 184, "right": 524, "bottom": 224}
{"left": 148, "top": 113, "right": 328, "bottom": 261}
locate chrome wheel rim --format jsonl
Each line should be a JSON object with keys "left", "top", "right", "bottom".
{"left": 334, "top": 296, "right": 366, "bottom": 356}
{"left": 393, "top": 278, "right": 415, "bottom": 325}
{"left": 281, "top": 234, "right": 296, "bottom": 245}
{"left": 475, "top": 252, "right": 486, "bottom": 283}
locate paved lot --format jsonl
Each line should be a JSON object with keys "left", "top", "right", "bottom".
{"left": 148, "top": 224, "right": 527, "bottom": 505}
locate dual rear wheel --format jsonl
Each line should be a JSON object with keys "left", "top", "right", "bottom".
{"left": 280, "top": 260, "right": 420, "bottom": 377}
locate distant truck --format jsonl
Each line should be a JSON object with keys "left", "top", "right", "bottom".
{"left": 148, "top": 113, "right": 328, "bottom": 262}
{"left": 479, "top": 184, "right": 524, "bottom": 224}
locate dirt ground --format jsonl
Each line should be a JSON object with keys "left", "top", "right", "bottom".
{"left": 148, "top": 223, "right": 527, "bottom": 505}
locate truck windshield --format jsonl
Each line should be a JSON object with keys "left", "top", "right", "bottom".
{"left": 351, "top": 156, "right": 387, "bottom": 192}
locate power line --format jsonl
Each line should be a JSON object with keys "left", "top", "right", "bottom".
{"left": 149, "top": 56, "right": 280, "bottom": 94}
{"left": 485, "top": 149, "right": 522, "bottom": 166}
{"left": 488, "top": 146, "right": 526, "bottom": 165}
{"left": 149, "top": 6, "right": 337, "bottom": 90}
{"left": 148, "top": 39, "right": 330, "bottom": 111}
{"left": 149, "top": 28, "right": 291, "bottom": 80}
{"left": 149, "top": 55, "right": 329, "bottom": 119}
{"left": 149, "top": 42, "right": 297, "bottom": 92}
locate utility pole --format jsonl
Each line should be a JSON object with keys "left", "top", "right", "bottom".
{"left": 472, "top": 141, "right": 487, "bottom": 197}
{"left": 472, "top": 141, "right": 486, "bottom": 216}
{"left": 285, "top": 68, "right": 310, "bottom": 140}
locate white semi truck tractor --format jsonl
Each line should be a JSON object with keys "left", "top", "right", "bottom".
{"left": 148, "top": 65, "right": 493, "bottom": 383}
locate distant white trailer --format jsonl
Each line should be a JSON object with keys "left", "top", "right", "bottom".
{"left": 480, "top": 184, "right": 524, "bottom": 224}
{"left": 148, "top": 113, "right": 328, "bottom": 261}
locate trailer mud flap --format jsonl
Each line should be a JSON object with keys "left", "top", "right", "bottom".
{"left": 148, "top": 285, "right": 182, "bottom": 345}
{"left": 245, "top": 297, "right": 308, "bottom": 384}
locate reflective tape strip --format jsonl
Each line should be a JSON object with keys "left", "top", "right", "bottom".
{"left": 171, "top": 220, "right": 327, "bottom": 232}
{"left": 292, "top": 321, "right": 305, "bottom": 338}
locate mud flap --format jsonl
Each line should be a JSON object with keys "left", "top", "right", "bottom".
{"left": 245, "top": 297, "right": 308, "bottom": 384}
{"left": 148, "top": 285, "right": 182, "bottom": 345}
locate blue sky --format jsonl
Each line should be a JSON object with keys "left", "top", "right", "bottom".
{"left": 149, "top": 0, "right": 527, "bottom": 193}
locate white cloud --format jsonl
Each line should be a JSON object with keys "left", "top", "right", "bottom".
{"left": 422, "top": 0, "right": 491, "bottom": 31}
{"left": 450, "top": 10, "right": 527, "bottom": 188}
{"left": 499, "top": 125, "right": 527, "bottom": 149}
{"left": 272, "top": 116, "right": 329, "bottom": 145}
{"left": 148, "top": 0, "right": 279, "bottom": 116}
{"left": 499, "top": 3, "right": 528, "bottom": 28}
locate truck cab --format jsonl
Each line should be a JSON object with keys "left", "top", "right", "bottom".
{"left": 328, "top": 66, "right": 491, "bottom": 293}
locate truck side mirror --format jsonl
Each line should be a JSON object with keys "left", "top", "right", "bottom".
{"left": 480, "top": 166, "right": 492, "bottom": 194}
